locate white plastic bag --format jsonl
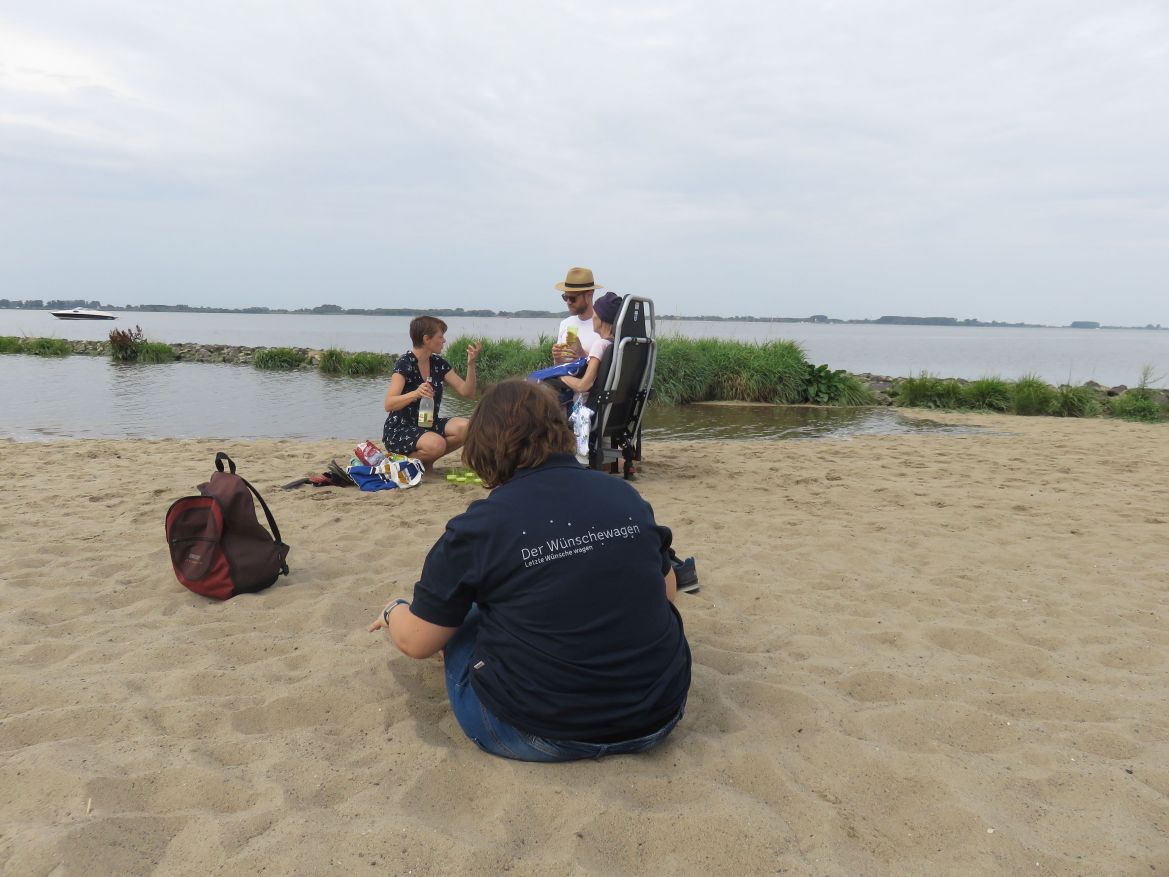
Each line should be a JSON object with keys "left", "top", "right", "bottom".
{"left": 569, "top": 396, "right": 591, "bottom": 458}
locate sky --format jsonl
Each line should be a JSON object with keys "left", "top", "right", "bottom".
{"left": 1, "top": 1, "right": 1167, "bottom": 325}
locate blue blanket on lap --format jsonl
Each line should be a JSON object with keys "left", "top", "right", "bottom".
{"left": 528, "top": 357, "right": 587, "bottom": 404}
{"left": 528, "top": 357, "right": 588, "bottom": 382}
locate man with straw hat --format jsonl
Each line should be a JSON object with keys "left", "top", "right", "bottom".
{"left": 546, "top": 267, "right": 702, "bottom": 593}
{"left": 552, "top": 267, "right": 603, "bottom": 364}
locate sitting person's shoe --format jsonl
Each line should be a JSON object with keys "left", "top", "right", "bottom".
{"left": 674, "top": 556, "right": 700, "bottom": 593}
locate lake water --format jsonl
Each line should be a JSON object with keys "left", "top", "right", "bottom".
{"left": 2, "top": 309, "right": 1162, "bottom": 443}
{"left": 0, "top": 355, "right": 988, "bottom": 443}
{"left": 2, "top": 309, "right": 1166, "bottom": 386}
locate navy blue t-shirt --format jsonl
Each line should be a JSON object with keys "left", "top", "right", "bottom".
{"left": 409, "top": 454, "right": 691, "bottom": 742}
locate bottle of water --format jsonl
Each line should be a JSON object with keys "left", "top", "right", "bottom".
{"left": 417, "top": 381, "right": 435, "bottom": 428}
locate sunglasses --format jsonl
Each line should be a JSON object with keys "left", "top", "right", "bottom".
{"left": 561, "top": 293, "right": 588, "bottom": 303}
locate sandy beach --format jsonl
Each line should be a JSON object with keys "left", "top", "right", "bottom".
{"left": 2, "top": 412, "right": 1167, "bottom": 875}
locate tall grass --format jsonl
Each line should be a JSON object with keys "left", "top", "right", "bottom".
{"left": 654, "top": 338, "right": 809, "bottom": 405}
{"left": 22, "top": 337, "right": 72, "bottom": 357}
{"left": 417, "top": 335, "right": 831, "bottom": 405}
{"left": 0, "top": 336, "right": 24, "bottom": 353}
{"left": 1011, "top": 374, "right": 1057, "bottom": 416}
{"left": 1106, "top": 366, "right": 1167, "bottom": 421}
{"left": 253, "top": 347, "right": 306, "bottom": 370}
{"left": 894, "top": 373, "right": 964, "bottom": 409}
{"left": 319, "top": 348, "right": 394, "bottom": 376}
{"left": 319, "top": 348, "right": 346, "bottom": 374}
{"left": 962, "top": 377, "right": 1011, "bottom": 411}
{"left": 108, "top": 326, "right": 174, "bottom": 363}
{"left": 1051, "top": 384, "right": 1101, "bottom": 418}
{"left": 893, "top": 370, "right": 1165, "bottom": 421}
{"left": 1109, "top": 390, "right": 1166, "bottom": 422}
{"left": 136, "top": 342, "right": 176, "bottom": 363}
{"left": 444, "top": 335, "right": 555, "bottom": 386}
{"left": 343, "top": 352, "right": 394, "bottom": 376}
{"left": 832, "top": 374, "right": 879, "bottom": 406}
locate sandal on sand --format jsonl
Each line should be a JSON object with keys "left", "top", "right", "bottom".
{"left": 283, "top": 461, "right": 357, "bottom": 490}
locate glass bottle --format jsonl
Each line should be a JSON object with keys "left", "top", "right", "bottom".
{"left": 417, "top": 380, "right": 434, "bottom": 428}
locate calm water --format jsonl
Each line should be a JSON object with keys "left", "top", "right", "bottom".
{"left": 2, "top": 309, "right": 1166, "bottom": 386}
{"left": 3, "top": 309, "right": 1162, "bottom": 442}
{"left": 0, "top": 356, "right": 985, "bottom": 443}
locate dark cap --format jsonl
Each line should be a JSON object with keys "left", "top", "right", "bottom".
{"left": 592, "top": 291, "right": 622, "bottom": 325}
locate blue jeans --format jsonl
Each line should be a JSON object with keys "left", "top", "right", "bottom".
{"left": 443, "top": 608, "right": 684, "bottom": 762}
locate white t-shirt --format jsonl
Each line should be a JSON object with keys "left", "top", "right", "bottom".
{"left": 587, "top": 336, "right": 612, "bottom": 363}
{"left": 557, "top": 314, "right": 599, "bottom": 356}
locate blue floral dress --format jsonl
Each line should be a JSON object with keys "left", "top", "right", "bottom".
{"left": 382, "top": 351, "right": 452, "bottom": 454}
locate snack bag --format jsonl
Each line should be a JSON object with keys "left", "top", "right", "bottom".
{"left": 354, "top": 440, "right": 385, "bottom": 467}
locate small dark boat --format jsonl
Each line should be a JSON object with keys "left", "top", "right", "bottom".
{"left": 51, "top": 308, "right": 116, "bottom": 320}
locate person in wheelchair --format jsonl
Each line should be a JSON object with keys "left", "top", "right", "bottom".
{"left": 549, "top": 288, "right": 700, "bottom": 593}
{"left": 560, "top": 291, "right": 620, "bottom": 401}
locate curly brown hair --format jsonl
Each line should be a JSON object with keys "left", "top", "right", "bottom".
{"left": 463, "top": 380, "right": 576, "bottom": 487}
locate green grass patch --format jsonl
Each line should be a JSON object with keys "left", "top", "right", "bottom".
{"left": 1108, "top": 389, "right": 1167, "bottom": 422}
{"left": 314, "top": 334, "right": 873, "bottom": 408}
{"left": 832, "top": 373, "right": 879, "bottom": 406}
{"left": 136, "top": 341, "right": 176, "bottom": 363}
{"left": 22, "top": 337, "right": 72, "bottom": 357}
{"left": 253, "top": 347, "right": 306, "bottom": 370}
{"left": 894, "top": 373, "right": 963, "bottom": 409}
{"left": 317, "top": 348, "right": 392, "bottom": 376}
{"left": 442, "top": 335, "right": 820, "bottom": 406}
{"left": 1011, "top": 375, "right": 1056, "bottom": 416}
{"left": 653, "top": 338, "right": 809, "bottom": 405}
{"left": 319, "top": 348, "right": 347, "bottom": 374}
{"left": 444, "top": 335, "right": 554, "bottom": 387}
{"left": 804, "top": 363, "right": 876, "bottom": 406}
{"left": 0, "top": 336, "right": 25, "bottom": 353}
{"left": 1051, "top": 384, "right": 1102, "bottom": 418}
{"left": 343, "top": 352, "right": 394, "bottom": 376}
{"left": 108, "top": 325, "right": 173, "bottom": 363}
{"left": 962, "top": 377, "right": 1011, "bottom": 411}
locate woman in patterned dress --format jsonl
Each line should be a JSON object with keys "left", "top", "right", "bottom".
{"left": 383, "top": 316, "right": 481, "bottom": 468}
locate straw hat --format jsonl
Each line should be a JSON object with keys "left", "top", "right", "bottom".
{"left": 554, "top": 266, "right": 604, "bottom": 294}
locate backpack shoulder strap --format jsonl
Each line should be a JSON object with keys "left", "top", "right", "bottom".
{"left": 239, "top": 476, "right": 288, "bottom": 567}
{"left": 238, "top": 476, "right": 281, "bottom": 543}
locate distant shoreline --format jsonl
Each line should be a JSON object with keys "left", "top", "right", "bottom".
{"left": 0, "top": 303, "right": 1163, "bottom": 332}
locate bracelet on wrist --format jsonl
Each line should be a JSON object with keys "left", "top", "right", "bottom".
{"left": 382, "top": 598, "right": 409, "bottom": 625}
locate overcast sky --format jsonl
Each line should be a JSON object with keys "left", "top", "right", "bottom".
{"left": 2, "top": 1, "right": 1167, "bottom": 324}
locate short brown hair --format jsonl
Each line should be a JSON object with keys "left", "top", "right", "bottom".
{"left": 409, "top": 316, "right": 448, "bottom": 347}
{"left": 463, "top": 380, "right": 576, "bottom": 488}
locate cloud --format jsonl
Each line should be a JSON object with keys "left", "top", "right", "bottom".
{"left": 1, "top": 1, "right": 1167, "bottom": 323}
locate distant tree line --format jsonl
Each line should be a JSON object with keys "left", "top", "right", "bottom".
{"left": 1, "top": 299, "right": 107, "bottom": 310}
{"left": 0, "top": 299, "right": 1162, "bottom": 330}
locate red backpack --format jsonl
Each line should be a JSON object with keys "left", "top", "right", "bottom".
{"left": 165, "top": 453, "right": 290, "bottom": 600}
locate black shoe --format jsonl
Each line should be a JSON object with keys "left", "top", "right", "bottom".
{"left": 674, "top": 556, "right": 700, "bottom": 593}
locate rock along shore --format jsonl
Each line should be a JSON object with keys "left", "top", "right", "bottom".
{"left": 66, "top": 339, "right": 326, "bottom": 368}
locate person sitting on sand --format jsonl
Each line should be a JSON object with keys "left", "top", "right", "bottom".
{"left": 551, "top": 266, "right": 602, "bottom": 365}
{"left": 382, "top": 316, "right": 480, "bottom": 467}
{"left": 559, "top": 291, "right": 621, "bottom": 400}
{"left": 368, "top": 379, "right": 691, "bottom": 762}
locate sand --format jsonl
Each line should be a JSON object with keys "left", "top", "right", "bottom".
{"left": 2, "top": 413, "right": 1167, "bottom": 875}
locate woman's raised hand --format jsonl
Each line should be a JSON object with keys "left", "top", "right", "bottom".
{"left": 466, "top": 341, "right": 482, "bottom": 364}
